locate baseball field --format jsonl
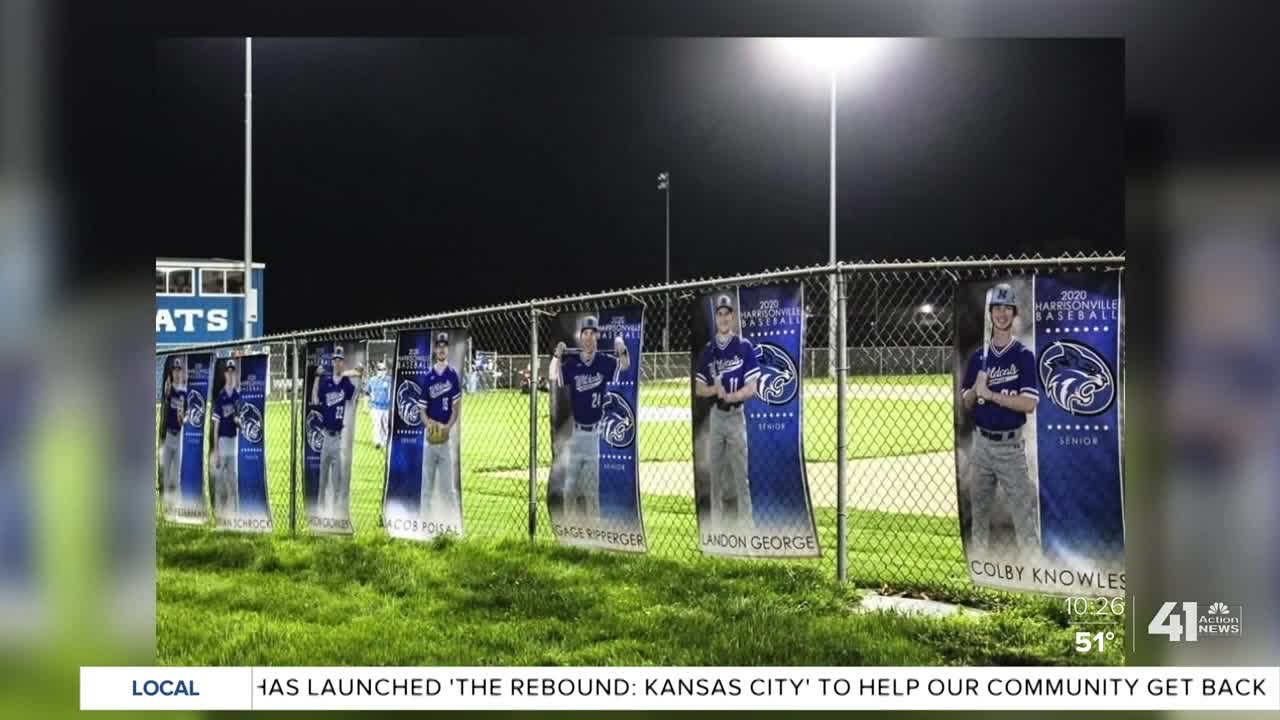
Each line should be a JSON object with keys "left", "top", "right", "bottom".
{"left": 157, "top": 373, "right": 1124, "bottom": 665}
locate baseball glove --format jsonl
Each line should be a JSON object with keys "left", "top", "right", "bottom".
{"left": 426, "top": 423, "right": 450, "bottom": 445}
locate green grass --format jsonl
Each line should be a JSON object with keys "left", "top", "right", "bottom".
{"left": 161, "top": 373, "right": 1100, "bottom": 665}
{"left": 157, "top": 524, "right": 1121, "bottom": 666}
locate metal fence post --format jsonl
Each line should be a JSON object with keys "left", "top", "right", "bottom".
{"left": 835, "top": 268, "right": 849, "bottom": 583}
{"left": 289, "top": 338, "right": 300, "bottom": 537}
{"left": 528, "top": 304, "right": 539, "bottom": 540}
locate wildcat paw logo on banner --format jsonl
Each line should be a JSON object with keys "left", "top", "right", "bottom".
{"left": 238, "top": 403, "right": 264, "bottom": 444}
{"left": 601, "top": 392, "right": 636, "bottom": 448}
{"left": 753, "top": 342, "right": 798, "bottom": 405}
{"left": 185, "top": 390, "right": 205, "bottom": 427}
{"left": 396, "top": 380, "right": 424, "bottom": 427}
{"left": 305, "top": 410, "right": 325, "bottom": 452}
{"left": 1040, "top": 340, "right": 1116, "bottom": 416}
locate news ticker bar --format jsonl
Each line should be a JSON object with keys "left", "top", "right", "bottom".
{"left": 81, "top": 666, "right": 1280, "bottom": 711}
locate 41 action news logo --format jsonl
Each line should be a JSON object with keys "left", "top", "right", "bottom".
{"left": 1148, "top": 601, "right": 1243, "bottom": 642}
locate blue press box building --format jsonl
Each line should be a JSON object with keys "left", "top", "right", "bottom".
{"left": 156, "top": 257, "right": 265, "bottom": 394}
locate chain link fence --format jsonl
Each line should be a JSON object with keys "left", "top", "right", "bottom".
{"left": 157, "top": 253, "right": 1124, "bottom": 592}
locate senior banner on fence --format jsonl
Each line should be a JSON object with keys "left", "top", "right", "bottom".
{"left": 159, "top": 352, "right": 210, "bottom": 524}
{"left": 208, "top": 354, "right": 272, "bottom": 533}
{"left": 303, "top": 341, "right": 368, "bottom": 536}
{"left": 383, "top": 328, "right": 467, "bottom": 541}
{"left": 953, "top": 273, "right": 1124, "bottom": 595}
{"left": 547, "top": 306, "right": 647, "bottom": 552}
{"left": 691, "top": 283, "right": 819, "bottom": 558}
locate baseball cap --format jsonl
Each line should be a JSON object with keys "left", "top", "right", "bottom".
{"left": 580, "top": 316, "right": 600, "bottom": 333}
{"left": 715, "top": 293, "right": 735, "bottom": 312}
{"left": 988, "top": 283, "right": 1017, "bottom": 307}
{"left": 435, "top": 332, "right": 449, "bottom": 346}
{"left": 171, "top": 357, "right": 184, "bottom": 368}
{"left": 332, "top": 345, "right": 346, "bottom": 360}
{"left": 377, "top": 361, "right": 387, "bottom": 371}
{"left": 225, "top": 359, "right": 237, "bottom": 370}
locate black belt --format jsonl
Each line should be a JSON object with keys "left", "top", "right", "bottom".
{"left": 323, "top": 430, "right": 342, "bottom": 437}
{"left": 713, "top": 403, "right": 744, "bottom": 412}
{"left": 978, "top": 428, "right": 1020, "bottom": 442}
{"left": 575, "top": 422, "right": 597, "bottom": 432}
{"left": 166, "top": 429, "right": 180, "bottom": 435}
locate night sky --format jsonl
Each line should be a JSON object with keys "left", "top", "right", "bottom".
{"left": 154, "top": 38, "right": 1122, "bottom": 333}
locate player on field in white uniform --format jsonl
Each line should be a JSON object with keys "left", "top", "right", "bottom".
{"left": 365, "top": 361, "right": 392, "bottom": 451}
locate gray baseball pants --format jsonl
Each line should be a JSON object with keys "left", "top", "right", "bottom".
{"left": 708, "top": 405, "right": 752, "bottom": 526}
{"left": 318, "top": 431, "right": 349, "bottom": 514}
{"left": 160, "top": 431, "right": 182, "bottom": 501}
{"left": 562, "top": 426, "right": 601, "bottom": 521}
{"left": 967, "top": 428, "right": 1040, "bottom": 553}
{"left": 421, "top": 440, "right": 457, "bottom": 512}
{"left": 213, "top": 435, "right": 239, "bottom": 516}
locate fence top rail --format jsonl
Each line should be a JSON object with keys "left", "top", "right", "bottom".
{"left": 155, "top": 252, "right": 1125, "bottom": 355}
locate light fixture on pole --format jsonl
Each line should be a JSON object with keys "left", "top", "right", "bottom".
{"left": 657, "top": 171, "right": 671, "bottom": 353}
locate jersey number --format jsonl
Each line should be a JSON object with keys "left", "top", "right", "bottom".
{"left": 727, "top": 377, "right": 739, "bottom": 393}
{"left": 335, "top": 404, "right": 345, "bottom": 420}
{"left": 592, "top": 394, "right": 600, "bottom": 408}
{"left": 443, "top": 397, "right": 450, "bottom": 414}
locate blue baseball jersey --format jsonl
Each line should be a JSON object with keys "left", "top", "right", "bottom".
{"left": 163, "top": 385, "right": 185, "bottom": 433}
{"left": 366, "top": 374, "right": 392, "bottom": 411}
{"left": 420, "top": 366, "right": 462, "bottom": 424}
{"left": 213, "top": 388, "right": 242, "bottom": 438}
{"left": 317, "top": 375, "right": 356, "bottom": 432}
{"left": 696, "top": 335, "right": 761, "bottom": 410}
{"left": 961, "top": 339, "right": 1039, "bottom": 431}
{"left": 559, "top": 352, "right": 620, "bottom": 425}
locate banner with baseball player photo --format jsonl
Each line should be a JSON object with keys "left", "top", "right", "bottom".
{"left": 691, "top": 283, "right": 820, "bottom": 558}
{"left": 207, "top": 354, "right": 272, "bottom": 533}
{"left": 382, "top": 328, "right": 467, "bottom": 541}
{"left": 302, "top": 341, "right": 367, "bottom": 535}
{"left": 158, "top": 352, "right": 211, "bottom": 525}
{"left": 547, "top": 307, "right": 647, "bottom": 553}
{"left": 953, "top": 273, "right": 1124, "bottom": 596}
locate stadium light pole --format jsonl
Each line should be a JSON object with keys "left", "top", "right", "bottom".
{"left": 657, "top": 171, "right": 671, "bottom": 353}
{"left": 827, "top": 67, "right": 837, "bottom": 377}
{"left": 243, "top": 36, "right": 254, "bottom": 341}
{"left": 771, "top": 38, "right": 894, "bottom": 376}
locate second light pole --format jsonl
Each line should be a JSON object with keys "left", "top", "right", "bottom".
{"left": 657, "top": 171, "right": 671, "bottom": 353}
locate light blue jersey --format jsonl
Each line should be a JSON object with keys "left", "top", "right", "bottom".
{"left": 366, "top": 374, "right": 392, "bottom": 411}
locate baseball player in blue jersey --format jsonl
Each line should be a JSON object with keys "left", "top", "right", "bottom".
{"left": 209, "top": 359, "right": 242, "bottom": 516}
{"left": 960, "top": 282, "right": 1041, "bottom": 553}
{"left": 549, "top": 316, "right": 629, "bottom": 524}
{"left": 158, "top": 358, "right": 186, "bottom": 502}
{"left": 366, "top": 361, "right": 392, "bottom": 450}
{"left": 695, "top": 293, "right": 760, "bottom": 531}
{"left": 311, "top": 346, "right": 360, "bottom": 515}
{"left": 415, "top": 332, "right": 463, "bottom": 512}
